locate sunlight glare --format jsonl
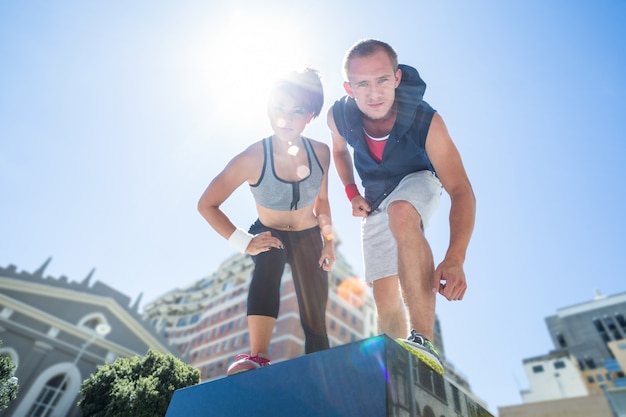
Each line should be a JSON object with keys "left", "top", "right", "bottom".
{"left": 205, "top": 10, "right": 310, "bottom": 130}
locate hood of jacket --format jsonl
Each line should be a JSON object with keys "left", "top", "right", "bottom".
{"left": 394, "top": 64, "right": 428, "bottom": 138}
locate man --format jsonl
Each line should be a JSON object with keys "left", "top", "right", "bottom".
{"left": 328, "top": 39, "right": 475, "bottom": 375}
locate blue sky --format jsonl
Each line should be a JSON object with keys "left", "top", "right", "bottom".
{"left": 2, "top": 0, "right": 625, "bottom": 412}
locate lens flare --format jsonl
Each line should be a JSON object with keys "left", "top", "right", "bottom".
{"left": 337, "top": 276, "right": 367, "bottom": 307}
{"left": 288, "top": 145, "right": 300, "bottom": 156}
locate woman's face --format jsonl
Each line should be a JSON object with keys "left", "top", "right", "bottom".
{"left": 267, "top": 89, "right": 313, "bottom": 141}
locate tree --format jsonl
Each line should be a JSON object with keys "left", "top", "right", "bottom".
{"left": 0, "top": 340, "right": 19, "bottom": 411}
{"left": 78, "top": 349, "right": 200, "bottom": 417}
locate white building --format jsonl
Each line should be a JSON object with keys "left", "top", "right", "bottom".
{"left": 520, "top": 350, "right": 588, "bottom": 403}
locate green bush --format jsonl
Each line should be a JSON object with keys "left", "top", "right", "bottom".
{"left": 78, "top": 349, "right": 200, "bottom": 417}
{"left": 0, "top": 340, "right": 19, "bottom": 411}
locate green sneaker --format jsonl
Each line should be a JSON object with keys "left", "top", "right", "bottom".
{"left": 396, "top": 330, "right": 444, "bottom": 375}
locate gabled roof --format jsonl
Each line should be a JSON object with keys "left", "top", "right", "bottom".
{"left": 0, "top": 259, "right": 175, "bottom": 357}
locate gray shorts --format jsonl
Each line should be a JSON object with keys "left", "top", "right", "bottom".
{"left": 361, "top": 170, "right": 442, "bottom": 282}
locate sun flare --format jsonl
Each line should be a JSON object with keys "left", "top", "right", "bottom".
{"left": 204, "top": 10, "right": 310, "bottom": 129}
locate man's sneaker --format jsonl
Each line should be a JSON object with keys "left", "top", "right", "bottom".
{"left": 396, "top": 330, "right": 444, "bottom": 375}
{"left": 226, "top": 353, "right": 271, "bottom": 376}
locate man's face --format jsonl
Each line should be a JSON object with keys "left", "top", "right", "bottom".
{"left": 344, "top": 50, "right": 401, "bottom": 120}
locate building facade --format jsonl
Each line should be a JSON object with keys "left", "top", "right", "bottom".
{"left": 0, "top": 259, "right": 175, "bottom": 417}
{"left": 499, "top": 290, "right": 626, "bottom": 417}
{"left": 519, "top": 350, "right": 588, "bottom": 403}
{"left": 143, "top": 248, "right": 379, "bottom": 380}
{"left": 143, "top": 244, "right": 482, "bottom": 409}
{"left": 0, "top": 243, "right": 480, "bottom": 415}
{"left": 545, "top": 290, "right": 626, "bottom": 393}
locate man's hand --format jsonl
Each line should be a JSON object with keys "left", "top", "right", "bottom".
{"left": 350, "top": 195, "right": 371, "bottom": 217}
{"left": 434, "top": 258, "right": 467, "bottom": 301}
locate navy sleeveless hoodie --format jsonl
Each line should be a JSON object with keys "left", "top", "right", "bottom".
{"left": 332, "top": 64, "right": 436, "bottom": 211}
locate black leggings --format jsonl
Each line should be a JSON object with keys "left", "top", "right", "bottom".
{"left": 247, "top": 220, "right": 329, "bottom": 354}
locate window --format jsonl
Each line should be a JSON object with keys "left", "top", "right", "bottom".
{"left": 606, "top": 316, "right": 623, "bottom": 340}
{"left": 452, "top": 385, "right": 461, "bottom": 412}
{"left": 554, "top": 361, "right": 566, "bottom": 369}
{"left": 532, "top": 365, "right": 544, "bottom": 373}
{"left": 417, "top": 361, "right": 433, "bottom": 392}
{"left": 616, "top": 314, "right": 626, "bottom": 333}
{"left": 392, "top": 373, "right": 408, "bottom": 408}
{"left": 594, "top": 318, "right": 610, "bottom": 343}
{"left": 26, "top": 374, "right": 66, "bottom": 417}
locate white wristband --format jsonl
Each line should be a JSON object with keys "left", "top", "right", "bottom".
{"left": 228, "top": 228, "right": 254, "bottom": 254}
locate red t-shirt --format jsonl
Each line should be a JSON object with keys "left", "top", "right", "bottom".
{"left": 363, "top": 130, "right": 388, "bottom": 163}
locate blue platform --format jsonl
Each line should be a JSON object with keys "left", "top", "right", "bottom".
{"left": 165, "top": 335, "right": 493, "bottom": 417}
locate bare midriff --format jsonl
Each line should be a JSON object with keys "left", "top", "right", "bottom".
{"left": 256, "top": 203, "right": 319, "bottom": 231}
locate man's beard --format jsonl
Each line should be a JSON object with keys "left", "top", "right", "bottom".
{"left": 362, "top": 101, "right": 397, "bottom": 122}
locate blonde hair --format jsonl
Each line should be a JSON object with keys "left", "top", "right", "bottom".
{"left": 342, "top": 39, "right": 398, "bottom": 81}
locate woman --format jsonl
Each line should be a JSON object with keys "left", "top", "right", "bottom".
{"left": 198, "top": 68, "right": 335, "bottom": 376}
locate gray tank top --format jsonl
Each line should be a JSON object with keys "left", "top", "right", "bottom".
{"left": 250, "top": 136, "right": 323, "bottom": 211}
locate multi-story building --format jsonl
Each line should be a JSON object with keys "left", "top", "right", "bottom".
{"left": 499, "top": 290, "right": 626, "bottom": 417}
{"left": 144, "top": 240, "right": 481, "bottom": 402}
{"left": 144, "top": 246, "right": 379, "bottom": 380}
{"left": 519, "top": 350, "right": 588, "bottom": 403}
{"left": 0, "top": 258, "right": 175, "bottom": 417}
{"left": 545, "top": 290, "right": 626, "bottom": 393}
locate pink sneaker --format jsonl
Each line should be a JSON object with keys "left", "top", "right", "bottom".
{"left": 226, "top": 353, "right": 271, "bottom": 376}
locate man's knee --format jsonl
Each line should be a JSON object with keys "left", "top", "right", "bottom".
{"left": 387, "top": 200, "right": 423, "bottom": 232}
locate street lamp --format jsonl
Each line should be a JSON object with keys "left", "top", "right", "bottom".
{"left": 72, "top": 324, "right": 112, "bottom": 365}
